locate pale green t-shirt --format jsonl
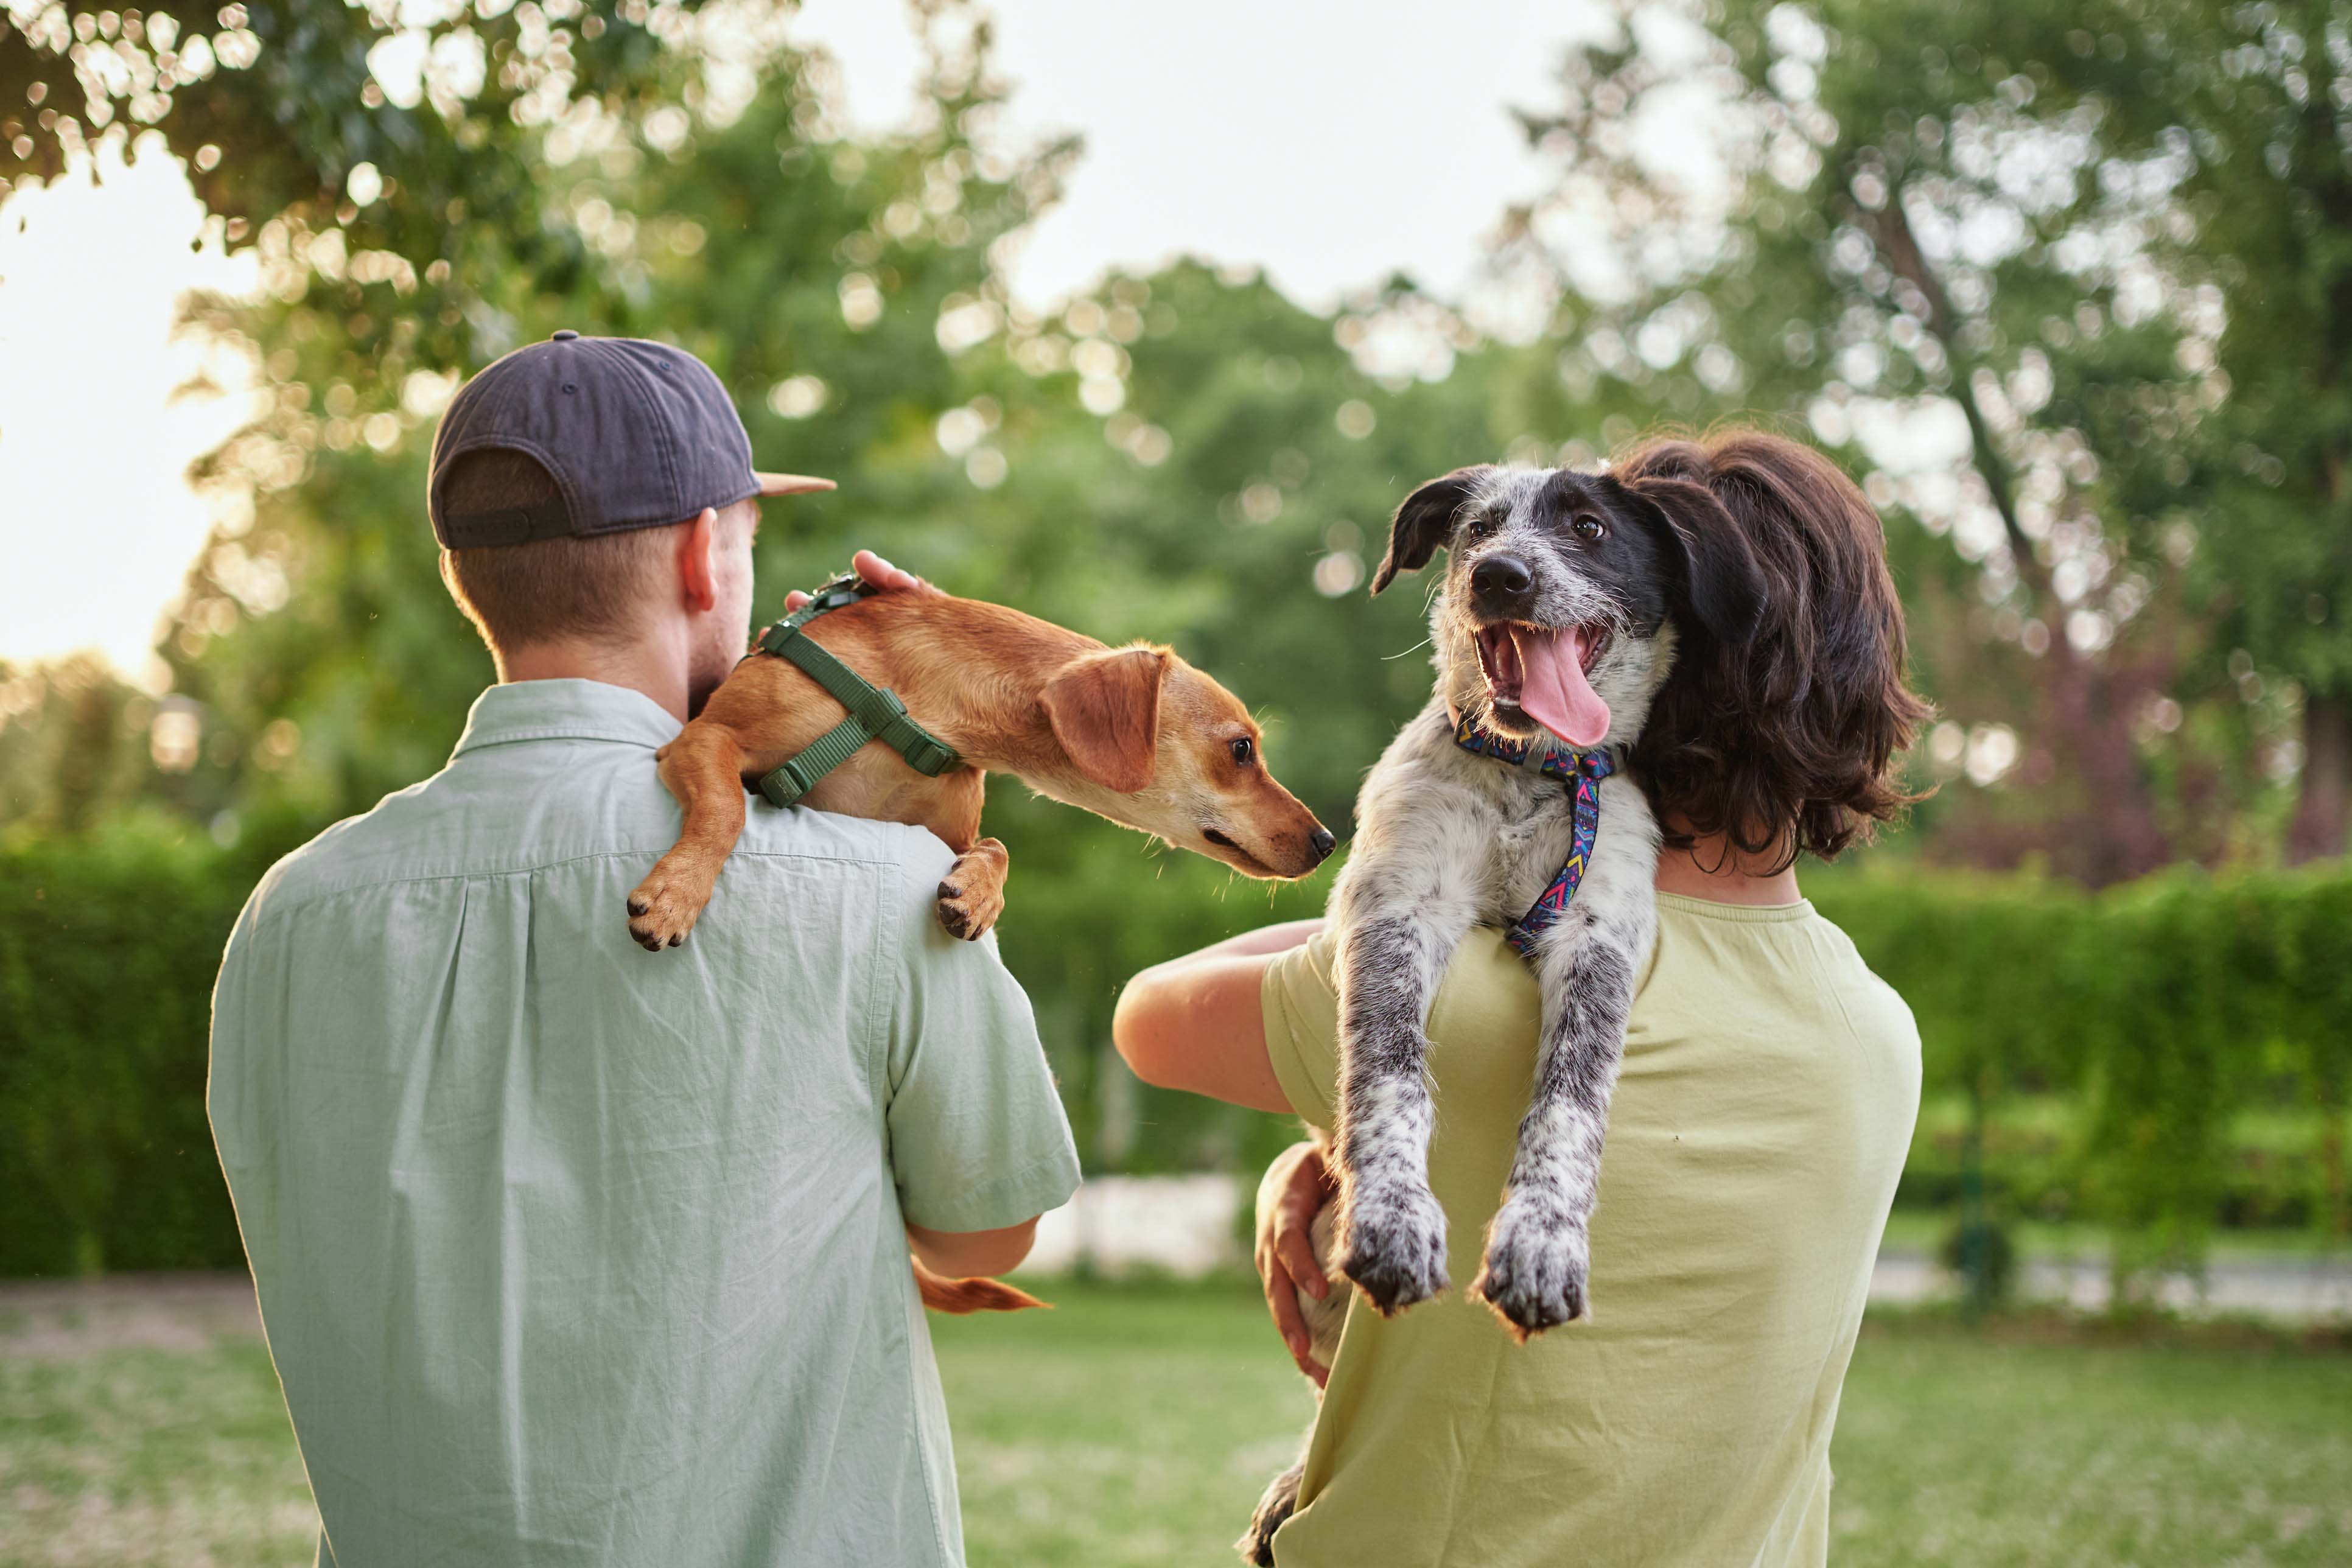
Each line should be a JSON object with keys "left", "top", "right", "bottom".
{"left": 208, "top": 679, "right": 1080, "bottom": 1567}
{"left": 1261, "top": 897, "right": 1920, "bottom": 1568}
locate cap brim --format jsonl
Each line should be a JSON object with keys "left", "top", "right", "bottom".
{"left": 755, "top": 472, "right": 836, "bottom": 497}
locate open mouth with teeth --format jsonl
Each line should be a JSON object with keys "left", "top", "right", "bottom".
{"left": 1472, "top": 621, "right": 1614, "bottom": 749}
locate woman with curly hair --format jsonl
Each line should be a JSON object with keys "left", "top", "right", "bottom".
{"left": 1115, "top": 428, "right": 1930, "bottom": 1568}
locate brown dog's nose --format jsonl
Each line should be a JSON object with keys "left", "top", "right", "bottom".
{"left": 1309, "top": 827, "right": 1336, "bottom": 864}
{"left": 1471, "top": 553, "right": 1535, "bottom": 613}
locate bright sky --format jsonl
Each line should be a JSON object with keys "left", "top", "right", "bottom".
{"left": 0, "top": 0, "right": 1608, "bottom": 679}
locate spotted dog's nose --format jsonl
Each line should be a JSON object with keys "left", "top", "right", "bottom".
{"left": 1309, "top": 827, "right": 1337, "bottom": 864}
{"left": 1471, "top": 553, "right": 1535, "bottom": 614}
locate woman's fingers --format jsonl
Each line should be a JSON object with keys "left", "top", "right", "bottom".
{"left": 1250, "top": 1142, "right": 1335, "bottom": 1386}
{"left": 1277, "top": 1144, "right": 1334, "bottom": 1298}
{"left": 1261, "top": 1251, "right": 1314, "bottom": 1369}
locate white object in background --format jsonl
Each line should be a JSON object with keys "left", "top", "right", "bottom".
{"left": 1023, "top": 1175, "right": 1244, "bottom": 1279}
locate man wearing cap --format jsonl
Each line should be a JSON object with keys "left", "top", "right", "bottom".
{"left": 208, "top": 333, "right": 1080, "bottom": 1566}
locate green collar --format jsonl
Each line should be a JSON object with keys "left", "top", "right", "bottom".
{"left": 749, "top": 574, "right": 960, "bottom": 809}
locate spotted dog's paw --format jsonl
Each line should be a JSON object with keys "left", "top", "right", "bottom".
{"left": 1339, "top": 1179, "right": 1451, "bottom": 1315}
{"left": 934, "top": 877, "right": 1003, "bottom": 941}
{"left": 1472, "top": 1197, "right": 1589, "bottom": 1339}
{"left": 626, "top": 867, "right": 713, "bottom": 951}
{"left": 1236, "top": 1461, "right": 1304, "bottom": 1566}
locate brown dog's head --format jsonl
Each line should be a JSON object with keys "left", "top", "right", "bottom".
{"left": 1036, "top": 645, "right": 1334, "bottom": 879}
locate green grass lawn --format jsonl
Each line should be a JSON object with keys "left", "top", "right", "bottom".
{"left": 4, "top": 1278, "right": 2349, "bottom": 1566}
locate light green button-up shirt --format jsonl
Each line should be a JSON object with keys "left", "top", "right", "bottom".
{"left": 208, "top": 679, "right": 1080, "bottom": 1567}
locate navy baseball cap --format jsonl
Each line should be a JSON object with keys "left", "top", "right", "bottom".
{"left": 427, "top": 330, "right": 833, "bottom": 548}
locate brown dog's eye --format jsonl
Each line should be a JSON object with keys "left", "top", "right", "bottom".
{"left": 1230, "top": 737, "right": 1256, "bottom": 767}
{"left": 1572, "top": 514, "right": 1605, "bottom": 541}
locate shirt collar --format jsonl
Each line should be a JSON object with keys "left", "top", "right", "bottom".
{"left": 449, "top": 679, "right": 683, "bottom": 758}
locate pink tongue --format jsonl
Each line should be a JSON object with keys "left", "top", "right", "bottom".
{"left": 1514, "top": 627, "right": 1611, "bottom": 749}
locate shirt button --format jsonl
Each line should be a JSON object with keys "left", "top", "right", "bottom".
{"left": 551, "top": 329, "right": 581, "bottom": 341}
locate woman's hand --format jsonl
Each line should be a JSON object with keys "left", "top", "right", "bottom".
{"left": 1256, "top": 1139, "right": 1336, "bottom": 1387}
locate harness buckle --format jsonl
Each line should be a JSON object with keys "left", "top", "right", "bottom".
{"left": 758, "top": 758, "right": 816, "bottom": 809}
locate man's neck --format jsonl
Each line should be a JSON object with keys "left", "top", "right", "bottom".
{"left": 497, "top": 635, "right": 699, "bottom": 723}
{"left": 1652, "top": 827, "right": 1802, "bottom": 906}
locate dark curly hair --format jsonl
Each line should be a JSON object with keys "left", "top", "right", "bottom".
{"left": 1617, "top": 429, "right": 1931, "bottom": 869}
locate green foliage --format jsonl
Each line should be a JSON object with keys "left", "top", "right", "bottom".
{"left": 0, "top": 817, "right": 253, "bottom": 1276}
{"left": 1501, "top": 0, "right": 2346, "bottom": 870}
{"left": 2, "top": 0, "right": 699, "bottom": 376}
{"left": 1815, "top": 861, "right": 2352, "bottom": 1286}
{"left": 4, "top": 814, "right": 2345, "bottom": 1281}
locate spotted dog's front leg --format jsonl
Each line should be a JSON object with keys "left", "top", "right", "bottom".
{"left": 1472, "top": 914, "right": 1643, "bottom": 1338}
{"left": 1333, "top": 898, "right": 1475, "bottom": 1315}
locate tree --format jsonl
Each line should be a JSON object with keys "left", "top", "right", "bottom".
{"left": 2013, "top": 0, "right": 2352, "bottom": 861}
{"left": 1493, "top": 0, "right": 2329, "bottom": 879}
{"left": 1, "top": 0, "right": 707, "bottom": 375}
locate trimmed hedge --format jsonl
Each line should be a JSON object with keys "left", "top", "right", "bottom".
{"left": 1814, "top": 865, "right": 2352, "bottom": 1280}
{"left": 2, "top": 819, "right": 2346, "bottom": 1282}
{"left": 0, "top": 819, "right": 257, "bottom": 1276}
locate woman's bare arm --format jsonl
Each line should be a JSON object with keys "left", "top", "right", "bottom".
{"left": 1111, "top": 920, "right": 1321, "bottom": 1113}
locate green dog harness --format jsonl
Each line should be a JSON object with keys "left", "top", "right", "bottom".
{"left": 749, "top": 573, "right": 961, "bottom": 810}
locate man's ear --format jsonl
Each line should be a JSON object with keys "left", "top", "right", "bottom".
{"left": 675, "top": 506, "right": 721, "bottom": 614}
{"left": 1616, "top": 476, "right": 1768, "bottom": 646}
{"left": 1372, "top": 466, "right": 1496, "bottom": 594}
{"left": 1040, "top": 646, "right": 1170, "bottom": 794}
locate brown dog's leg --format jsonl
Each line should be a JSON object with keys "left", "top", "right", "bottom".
{"left": 914, "top": 1256, "right": 1048, "bottom": 1313}
{"left": 628, "top": 722, "right": 749, "bottom": 951}
{"left": 934, "top": 836, "right": 1009, "bottom": 941}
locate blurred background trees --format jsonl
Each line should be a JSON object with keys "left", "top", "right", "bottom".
{"left": 2, "top": 0, "right": 2347, "bottom": 1266}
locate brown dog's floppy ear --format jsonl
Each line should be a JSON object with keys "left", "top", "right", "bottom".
{"left": 1373, "top": 466, "right": 1497, "bottom": 594}
{"left": 1041, "top": 646, "right": 1169, "bottom": 794}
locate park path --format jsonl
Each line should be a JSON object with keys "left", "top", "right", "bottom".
{"left": 1869, "top": 1248, "right": 2352, "bottom": 1323}
{"left": 5, "top": 1249, "right": 2349, "bottom": 1360}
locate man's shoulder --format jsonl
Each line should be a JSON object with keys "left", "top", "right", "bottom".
{"left": 244, "top": 757, "right": 958, "bottom": 930}
{"left": 732, "top": 802, "right": 958, "bottom": 883}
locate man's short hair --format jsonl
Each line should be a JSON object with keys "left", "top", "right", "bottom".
{"left": 437, "top": 449, "right": 685, "bottom": 651}
{"left": 1619, "top": 429, "right": 1931, "bottom": 867}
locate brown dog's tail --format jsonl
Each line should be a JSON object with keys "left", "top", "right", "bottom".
{"left": 912, "top": 1257, "right": 1050, "bottom": 1314}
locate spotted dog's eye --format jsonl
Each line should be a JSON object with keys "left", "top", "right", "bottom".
{"left": 1571, "top": 514, "right": 1606, "bottom": 542}
{"left": 1461, "top": 511, "right": 1497, "bottom": 538}
{"left": 1230, "top": 736, "right": 1256, "bottom": 767}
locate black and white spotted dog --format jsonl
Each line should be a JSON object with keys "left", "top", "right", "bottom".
{"left": 1241, "top": 460, "right": 1764, "bottom": 1563}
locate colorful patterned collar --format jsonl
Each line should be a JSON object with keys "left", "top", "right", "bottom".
{"left": 1446, "top": 712, "right": 1618, "bottom": 957}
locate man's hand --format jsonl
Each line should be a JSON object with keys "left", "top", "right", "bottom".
{"left": 1256, "top": 1139, "right": 1337, "bottom": 1387}
{"left": 783, "top": 548, "right": 934, "bottom": 612}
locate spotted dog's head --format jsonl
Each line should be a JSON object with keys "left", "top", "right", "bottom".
{"left": 1373, "top": 462, "right": 1767, "bottom": 751}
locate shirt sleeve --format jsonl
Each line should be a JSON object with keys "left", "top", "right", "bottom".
{"left": 1261, "top": 926, "right": 1343, "bottom": 1131}
{"left": 881, "top": 847, "right": 1081, "bottom": 1233}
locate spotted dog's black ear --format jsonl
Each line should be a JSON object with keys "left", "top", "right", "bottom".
{"left": 1617, "top": 475, "right": 1768, "bottom": 646}
{"left": 1372, "top": 466, "right": 1497, "bottom": 595}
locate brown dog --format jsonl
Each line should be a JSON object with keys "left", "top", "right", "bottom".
{"left": 627, "top": 586, "right": 1334, "bottom": 1311}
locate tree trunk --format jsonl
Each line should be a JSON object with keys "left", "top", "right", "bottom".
{"left": 2287, "top": 688, "right": 2351, "bottom": 864}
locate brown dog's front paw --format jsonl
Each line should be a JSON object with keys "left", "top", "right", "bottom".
{"left": 935, "top": 878, "right": 1003, "bottom": 941}
{"left": 626, "top": 868, "right": 712, "bottom": 952}
{"left": 934, "top": 839, "right": 1010, "bottom": 940}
